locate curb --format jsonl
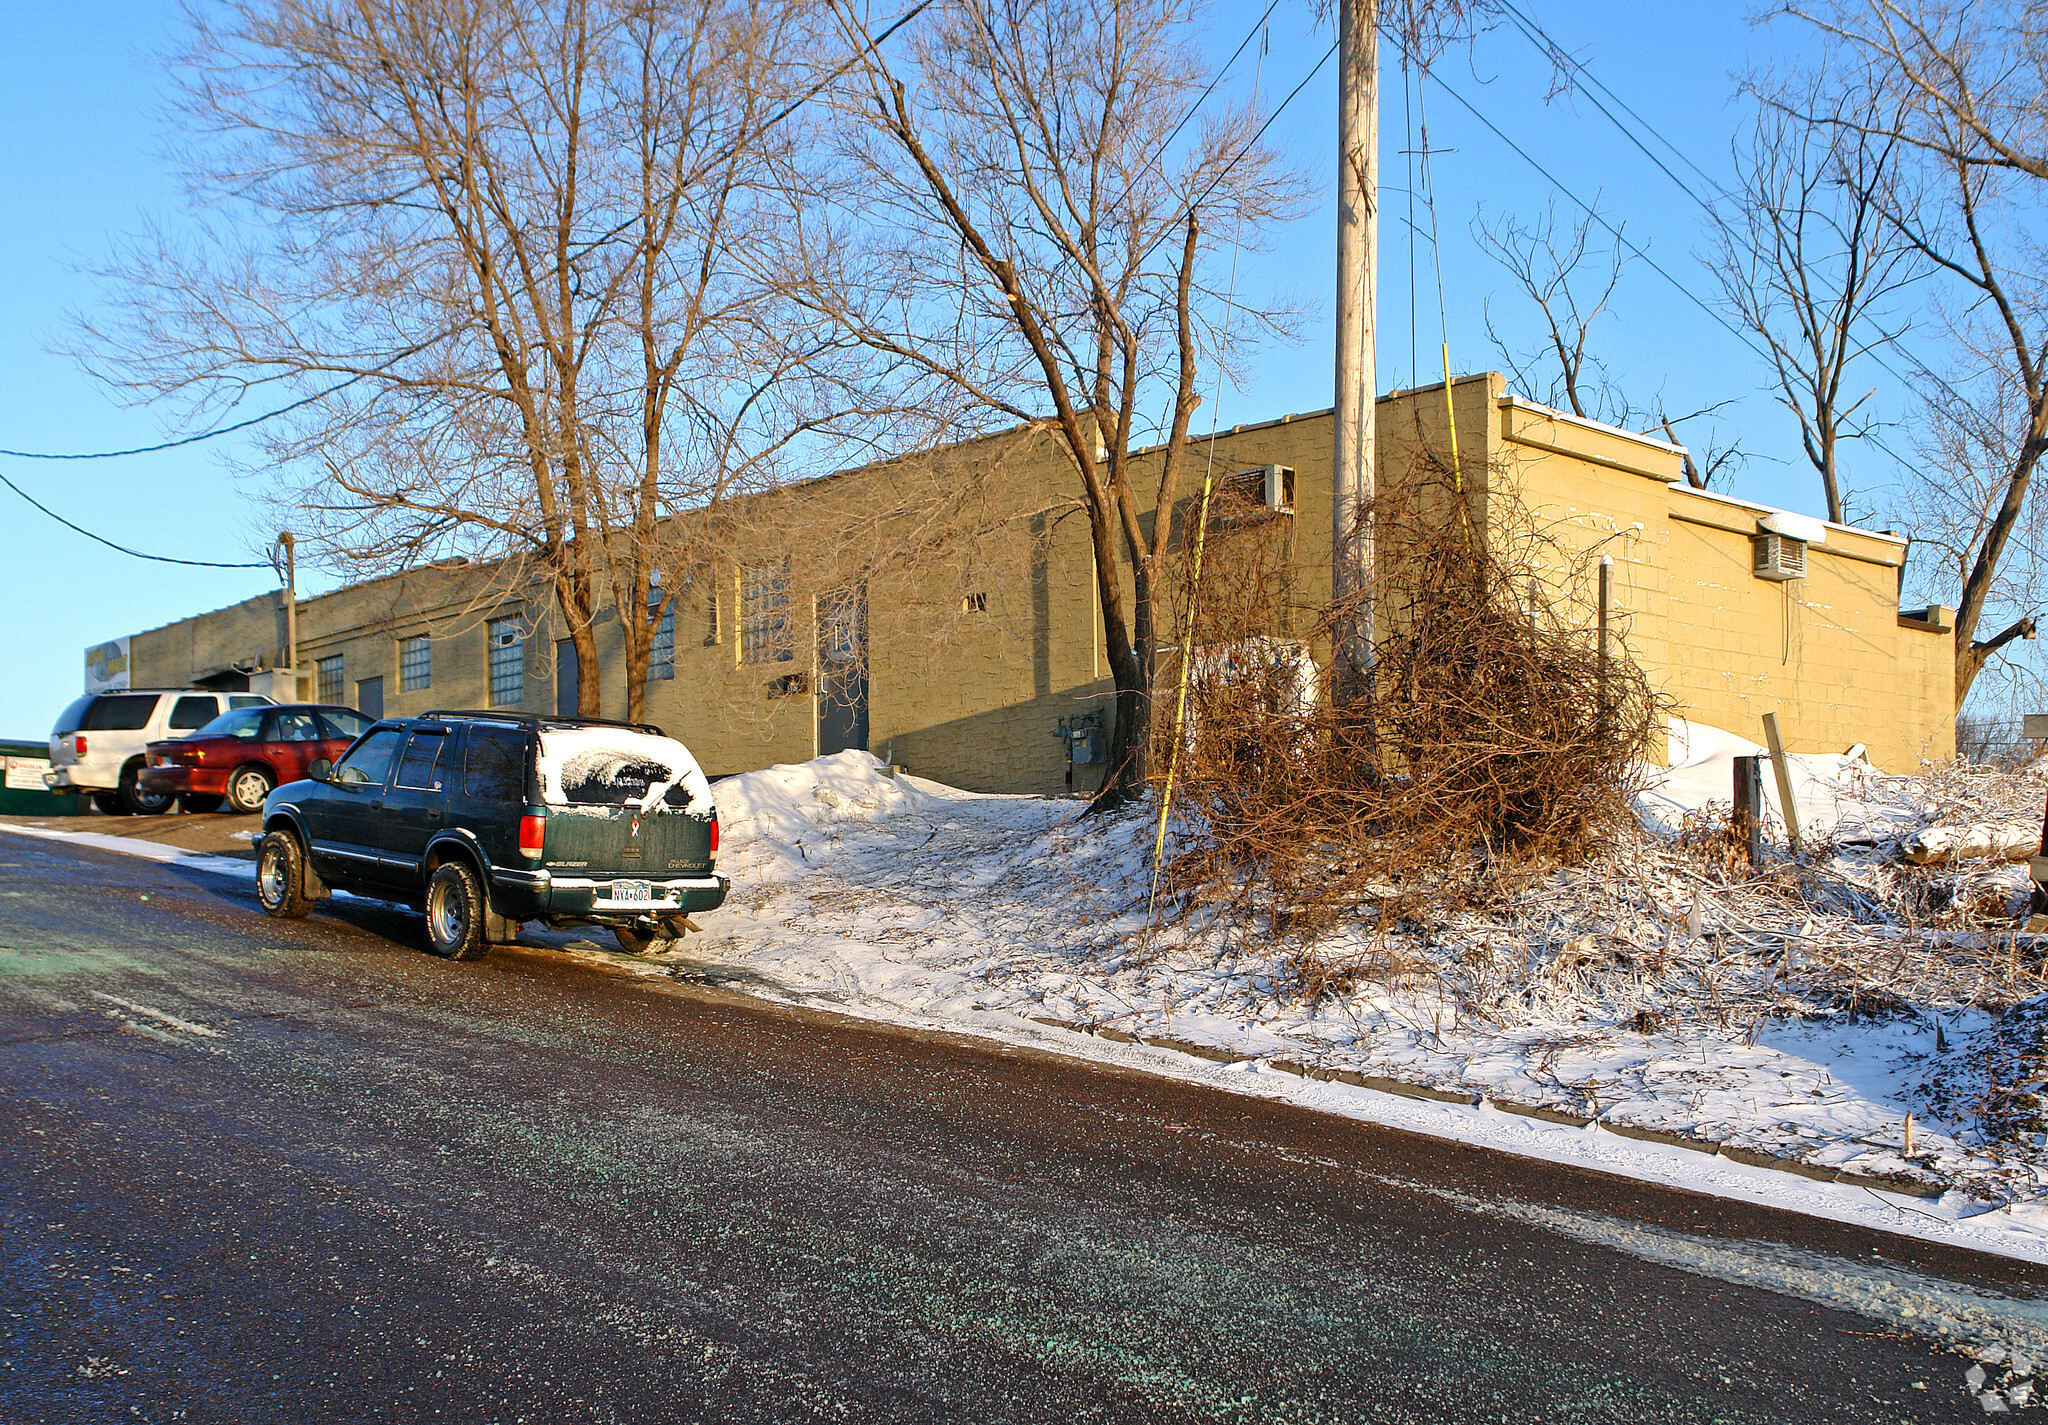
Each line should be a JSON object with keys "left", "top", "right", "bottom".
{"left": 1029, "top": 1015, "right": 1946, "bottom": 1200}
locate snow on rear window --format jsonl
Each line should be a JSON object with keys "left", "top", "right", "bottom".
{"left": 537, "top": 727, "right": 712, "bottom": 813}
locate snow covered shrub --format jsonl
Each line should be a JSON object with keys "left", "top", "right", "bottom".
{"left": 1158, "top": 450, "right": 1661, "bottom": 939}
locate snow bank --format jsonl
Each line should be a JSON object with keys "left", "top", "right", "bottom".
{"left": 537, "top": 727, "right": 712, "bottom": 814}
{"left": 1636, "top": 717, "right": 1889, "bottom": 838}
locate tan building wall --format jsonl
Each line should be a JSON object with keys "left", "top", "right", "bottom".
{"left": 125, "top": 374, "right": 1956, "bottom": 788}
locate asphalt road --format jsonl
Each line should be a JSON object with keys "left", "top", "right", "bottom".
{"left": 0, "top": 833, "right": 2040, "bottom": 1423}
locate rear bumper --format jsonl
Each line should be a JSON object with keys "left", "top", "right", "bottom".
{"left": 139, "top": 766, "right": 229, "bottom": 797}
{"left": 487, "top": 867, "right": 728, "bottom": 921}
{"left": 42, "top": 765, "right": 115, "bottom": 793}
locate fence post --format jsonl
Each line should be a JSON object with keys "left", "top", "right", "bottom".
{"left": 1732, "top": 755, "right": 1765, "bottom": 868}
{"left": 1760, "top": 712, "right": 1803, "bottom": 858}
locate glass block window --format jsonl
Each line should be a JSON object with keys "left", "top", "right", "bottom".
{"left": 399, "top": 636, "right": 431, "bottom": 692}
{"left": 739, "top": 561, "right": 792, "bottom": 666}
{"left": 649, "top": 594, "right": 675, "bottom": 681}
{"left": 316, "top": 655, "right": 343, "bottom": 704}
{"left": 488, "top": 617, "right": 524, "bottom": 706}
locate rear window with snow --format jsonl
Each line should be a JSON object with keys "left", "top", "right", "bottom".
{"left": 537, "top": 727, "right": 711, "bottom": 813}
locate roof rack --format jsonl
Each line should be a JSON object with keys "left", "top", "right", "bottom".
{"left": 419, "top": 709, "right": 667, "bottom": 737}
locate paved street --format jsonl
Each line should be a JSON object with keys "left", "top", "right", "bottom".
{"left": 0, "top": 833, "right": 2038, "bottom": 1423}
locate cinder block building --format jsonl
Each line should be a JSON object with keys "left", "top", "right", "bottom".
{"left": 123, "top": 373, "right": 1955, "bottom": 792}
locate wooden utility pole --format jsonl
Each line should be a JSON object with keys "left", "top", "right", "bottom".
{"left": 1332, "top": 0, "right": 1379, "bottom": 708}
{"left": 278, "top": 531, "right": 299, "bottom": 697}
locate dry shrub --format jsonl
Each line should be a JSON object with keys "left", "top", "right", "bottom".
{"left": 1159, "top": 451, "right": 1660, "bottom": 938}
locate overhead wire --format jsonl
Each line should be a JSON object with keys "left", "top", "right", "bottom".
{"left": 0, "top": 468, "right": 273, "bottom": 569}
{"left": 1485, "top": 0, "right": 1980, "bottom": 430}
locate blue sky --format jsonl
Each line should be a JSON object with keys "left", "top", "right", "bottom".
{"left": 0, "top": 2, "right": 1863, "bottom": 737}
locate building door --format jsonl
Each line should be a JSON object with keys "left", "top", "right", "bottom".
{"left": 356, "top": 677, "right": 384, "bottom": 720}
{"left": 556, "top": 639, "right": 578, "bottom": 717}
{"left": 817, "top": 586, "right": 868, "bottom": 756}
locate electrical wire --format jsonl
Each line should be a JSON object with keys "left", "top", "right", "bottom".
{"left": 0, "top": 467, "right": 273, "bottom": 569}
{"left": 0, "top": 375, "right": 366, "bottom": 460}
{"left": 1485, "top": 1, "right": 1981, "bottom": 429}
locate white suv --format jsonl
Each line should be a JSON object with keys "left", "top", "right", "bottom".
{"left": 47, "top": 690, "right": 276, "bottom": 815}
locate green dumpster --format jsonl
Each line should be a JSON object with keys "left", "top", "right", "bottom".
{"left": 0, "top": 739, "right": 90, "bottom": 816}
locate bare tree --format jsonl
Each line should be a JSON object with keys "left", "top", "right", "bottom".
{"left": 1474, "top": 199, "right": 1633, "bottom": 423}
{"left": 1774, "top": 0, "right": 2048, "bottom": 704}
{"left": 774, "top": 0, "right": 1306, "bottom": 806}
{"left": 81, "top": 0, "right": 833, "bottom": 720}
{"left": 1712, "top": 86, "right": 1918, "bottom": 525}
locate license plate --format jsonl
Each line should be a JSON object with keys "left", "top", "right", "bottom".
{"left": 609, "top": 881, "right": 650, "bottom": 903}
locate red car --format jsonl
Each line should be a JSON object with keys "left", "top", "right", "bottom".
{"left": 141, "top": 703, "right": 374, "bottom": 814}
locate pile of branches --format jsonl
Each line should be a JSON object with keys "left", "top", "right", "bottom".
{"left": 1159, "top": 456, "right": 1660, "bottom": 936}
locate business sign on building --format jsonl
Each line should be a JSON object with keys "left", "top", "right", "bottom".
{"left": 84, "top": 637, "right": 131, "bottom": 694}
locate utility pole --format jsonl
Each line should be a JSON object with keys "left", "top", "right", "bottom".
{"left": 278, "top": 531, "right": 299, "bottom": 696}
{"left": 1332, "top": 0, "right": 1378, "bottom": 710}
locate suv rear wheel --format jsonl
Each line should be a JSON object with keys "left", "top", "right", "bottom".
{"left": 424, "top": 862, "right": 491, "bottom": 961}
{"left": 117, "top": 761, "right": 172, "bottom": 816}
{"left": 256, "top": 830, "right": 315, "bottom": 919}
{"left": 226, "top": 764, "right": 275, "bottom": 814}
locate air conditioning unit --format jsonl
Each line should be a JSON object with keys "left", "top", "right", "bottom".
{"left": 1225, "top": 464, "right": 1295, "bottom": 513}
{"left": 1753, "top": 533, "right": 1807, "bottom": 581}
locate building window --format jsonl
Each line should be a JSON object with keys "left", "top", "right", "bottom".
{"left": 399, "top": 636, "right": 431, "bottom": 692}
{"left": 488, "top": 617, "right": 524, "bottom": 706}
{"left": 316, "top": 655, "right": 343, "bottom": 704}
{"left": 649, "top": 593, "right": 675, "bottom": 681}
{"left": 740, "top": 561, "right": 793, "bottom": 666}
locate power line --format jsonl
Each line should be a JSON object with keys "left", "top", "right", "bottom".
{"left": 0, "top": 375, "right": 367, "bottom": 461}
{"left": 0, "top": 467, "right": 274, "bottom": 569}
{"left": 1487, "top": 1, "right": 1981, "bottom": 426}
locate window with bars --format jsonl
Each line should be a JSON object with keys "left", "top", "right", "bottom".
{"left": 739, "top": 561, "right": 793, "bottom": 665}
{"left": 399, "top": 636, "right": 431, "bottom": 692}
{"left": 487, "top": 617, "right": 524, "bottom": 706}
{"left": 316, "top": 655, "right": 343, "bottom": 704}
{"left": 649, "top": 594, "right": 675, "bottom": 681}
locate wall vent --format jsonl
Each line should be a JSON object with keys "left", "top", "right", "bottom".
{"left": 1753, "top": 533, "right": 1807, "bottom": 581}
{"left": 1222, "top": 464, "right": 1295, "bottom": 513}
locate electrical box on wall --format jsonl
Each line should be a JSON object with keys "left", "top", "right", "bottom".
{"left": 1057, "top": 711, "right": 1105, "bottom": 768}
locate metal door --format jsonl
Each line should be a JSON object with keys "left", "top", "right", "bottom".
{"left": 356, "top": 677, "right": 384, "bottom": 720}
{"left": 817, "top": 586, "right": 868, "bottom": 756}
{"left": 555, "top": 640, "right": 578, "bottom": 717}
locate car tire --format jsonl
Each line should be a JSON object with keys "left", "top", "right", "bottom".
{"left": 256, "top": 830, "right": 315, "bottom": 919}
{"left": 91, "top": 791, "right": 126, "bottom": 816}
{"left": 178, "top": 793, "right": 225, "bottom": 814}
{"left": 612, "top": 922, "right": 679, "bottom": 956}
{"left": 117, "top": 762, "right": 173, "bottom": 816}
{"left": 226, "top": 764, "right": 275, "bottom": 814}
{"left": 425, "top": 862, "right": 491, "bottom": 961}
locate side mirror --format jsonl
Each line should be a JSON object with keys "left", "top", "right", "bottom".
{"left": 307, "top": 757, "right": 333, "bottom": 783}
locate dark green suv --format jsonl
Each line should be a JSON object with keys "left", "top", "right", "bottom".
{"left": 254, "top": 710, "right": 726, "bottom": 959}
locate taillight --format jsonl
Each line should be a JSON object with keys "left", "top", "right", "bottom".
{"left": 518, "top": 812, "right": 546, "bottom": 860}
{"left": 709, "top": 816, "right": 719, "bottom": 858}
{"left": 74, "top": 734, "right": 87, "bottom": 757}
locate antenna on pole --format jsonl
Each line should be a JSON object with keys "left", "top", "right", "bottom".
{"left": 1332, "top": 0, "right": 1379, "bottom": 715}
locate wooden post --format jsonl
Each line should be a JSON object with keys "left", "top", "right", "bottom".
{"left": 1597, "top": 555, "right": 1612, "bottom": 731}
{"left": 1731, "top": 755, "right": 1764, "bottom": 867}
{"left": 1760, "top": 712, "right": 1803, "bottom": 856}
